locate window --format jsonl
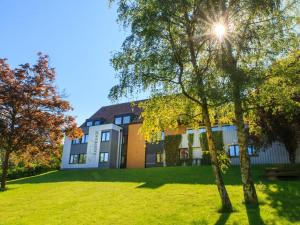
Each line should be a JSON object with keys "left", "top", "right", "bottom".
{"left": 114, "top": 115, "right": 132, "bottom": 125}
{"left": 94, "top": 120, "right": 102, "bottom": 125}
{"left": 199, "top": 128, "right": 206, "bottom": 133}
{"left": 156, "top": 153, "right": 162, "bottom": 163}
{"left": 161, "top": 131, "right": 165, "bottom": 140}
{"left": 247, "top": 146, "right": 256, "bottom": 156}
{"left": 114, "top": 116, "right": 122, "bottom": 125}
{"left": 180, "top": 148, "right": 189, "bottom": 159}
{"left": 78, "top": 154, "right": 86, "bottom": 164}
{"left": 187, "top": 129, "right": 194, "bottom": 134}
{"left": 222, "top": 125, "right": 236, "bottom": 131}
{"left": 72, "top": 138, "right": 80, "bottom": 144}
{"left": 101, "top": 131, "right": 110, "bottom": 142}
{"left": 228, "top": 145, "right": 257, "bottom": 157}
{"left": 123, "top": 115, "right": 131, "bottom": 124}
{"left": 100, "top": 153, "right": 109, "bottom": 162}
{"left": 212, "top": 126, "right": 222, "bottom": 132}
{"left": 229, "top": 145, "right": 239, "bottom": 157}
{"left": 69, "top": 154, "right": 78, "bottom": 164}
{"left": 86, "top": 121, "right": 93, "bottom": 127}
{"left": 81, "top": 134, "right": 89, "bottom": 144}
{"left": 69, "top": 154, "right": 86, "bottom": 164}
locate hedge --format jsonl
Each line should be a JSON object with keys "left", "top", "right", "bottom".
{"left": 199, "top": 130, "right": 224, "bottom": 165}
{"left": 164, "top": 135, "right": 182, "bottom": 166}
{"left": 1, "top": 165, "right": 58, "bottom": 181}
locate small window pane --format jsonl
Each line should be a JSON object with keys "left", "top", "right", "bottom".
{"left": 248, "top": 146, "right": 255, "bottom": 156}
{"left": 78, "top": 154, "right": 86, "bottom": 164}
{"left": 123, "top": 116, "right": 131, "bottom": 124}
{"left": 229, "top": 146, "right": 236, "bottom": 157}
{"left": 86, "top": 121, "right": 93, "bottom": 127}
{"left": 199, "top": 128, "right": 206, "bottom": 133}
{"left": 235, "top": 145, "right": 239, "bottom": 156}
{"left": 114, "top": 117, "right": 122, "bottom": 125}
{"left": 101, "top": 131, "right": 110, "bottom": 142}
{"left": 104, "top": 153, "right": 108, "bottom": 162}
{"left": 81, "top": 135, "right": 88, "bottom": 144}
{"left": 70, "top": 154, "right": 79, "bottom": 164}
{"left": 94, "top": 120, "right": 101, "bottom": 125}
{"left": 212, "top": 127, "right": 220, "bottom": 131}
{"left": 100, "top": 153, "right": 104, "bottom": 162}
{"left": 161, "top": 132, "right": 165, "bottom": 140}
{"left": 222, "top": 125, "right": 236, "bottom": 131}
{"left": 187, "top": 129, "right": 194, "bottom": 134}
{"left": 69, "top": 155, "right": 74, "bottom": 164}
{"left": 100, "top": 153, "right": 109, "bottom": 162}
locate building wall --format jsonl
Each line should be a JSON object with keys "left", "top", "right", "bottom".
{"left": 179, "top": 126, "right": 290, "bottom": 165}
{"left": 126, "top": 123, "right": 146, "bottom": 168}
{"left": 145, "top": 142, "right": 164, "bottom": 167}
{"left": 109, "top": 130, "right": 121, "bottom": 168}
{"left": 61, "top": 124, "right": 122, "bottom": 169}
{"left": 230, "top": 142, "right": 290, "bottom": 165}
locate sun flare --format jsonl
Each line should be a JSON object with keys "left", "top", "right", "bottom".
{"left": 213, "top": 23, "right": 226, "bottom": 39}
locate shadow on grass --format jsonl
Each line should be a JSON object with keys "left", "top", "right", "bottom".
{"left": 263, "top": 181, "right": 300, "bottom": 223}
{"left": 245, "top": 204, "right": 265, "bottom": 225}
{"left": 214, "top": 212, "right": 231, "bottom": 225}
{"left": 6, "top": 165, "right": 300, "bottom": 224}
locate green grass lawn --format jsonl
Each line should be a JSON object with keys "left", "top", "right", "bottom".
{"left": 0, "top": 166, "right": 299, "bottom": 225}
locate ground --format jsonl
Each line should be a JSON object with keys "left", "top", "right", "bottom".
{"left": 0, "top": 166, "right": 299, "bottom": 225}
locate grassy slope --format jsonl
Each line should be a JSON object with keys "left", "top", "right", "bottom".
{"left": 0, "top": 166, "right": 299, "bottom": 225}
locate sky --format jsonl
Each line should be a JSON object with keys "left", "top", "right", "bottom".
{"left": 0, "top": 0, "right": 148, "bottom": 125}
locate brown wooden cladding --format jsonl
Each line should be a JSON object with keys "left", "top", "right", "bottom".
{"left": 126, "top": 123, "right": 146, "bottom": 168}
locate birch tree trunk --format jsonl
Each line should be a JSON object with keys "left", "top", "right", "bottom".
{"left": 202, "top": 102, "right": 233, "bottom": 211}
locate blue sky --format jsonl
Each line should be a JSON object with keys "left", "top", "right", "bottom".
{"left": 0, "top": 0, "right": 147, "bottom": 125}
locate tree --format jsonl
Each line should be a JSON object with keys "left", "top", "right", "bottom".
{"left": 0, "top": 54, "right": 82, "bottom": 190}
{"left": 110, "top": 0, "right": 233, "bottom": 211}
{"left": 212, "top": 0, "right": 298, "bottom": 204}
{"left": 247, "top": 50, "right": 300, "bottom": 163}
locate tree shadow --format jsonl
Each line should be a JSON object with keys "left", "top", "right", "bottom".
{"left": 263, "top": 180, "right": 300, "bottom": 223}
{"left": 245, "top": 204, "right": 265, "bottom": 225}
{"left": 214, "top": 212, "right": 231, "bottom": 225}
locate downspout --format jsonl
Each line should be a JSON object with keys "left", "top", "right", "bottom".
{"left": 116, "top": 129, "right": 123, "bottom": 168}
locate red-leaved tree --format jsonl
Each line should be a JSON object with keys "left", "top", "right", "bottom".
{"left": 0, "top": 53, "right": 82, "bottom": 190}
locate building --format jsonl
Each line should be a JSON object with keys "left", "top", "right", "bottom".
{"left": 60, "top": 100, "right": 296, "bottom": 169}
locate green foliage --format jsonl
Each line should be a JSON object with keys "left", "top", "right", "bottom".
{"left": 199, "top": 131, "right": 224, "bottom": 152}
{"left": 199, "top": 132, "right": 209, "bottom": 152}
{"left": 1, "top": 165, "right": 56, "bottom": 181}
{"left": 247, "top": 50, "right": 300, "bottom": 162}
{"left": 138, "top": 96, "right": 203, "bottom": 142}
{"left": 164, "top": 135, "right": 182, "bottom": 166}
{"left": 199, "top": 131, "right": 230, "bottom": 172}
{"left": 188, "top": 133, "right": 194, "bottom": 160}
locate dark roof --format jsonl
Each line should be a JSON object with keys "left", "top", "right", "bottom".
{"left": 88, "top": 100, "right": 145, "bottom": 124}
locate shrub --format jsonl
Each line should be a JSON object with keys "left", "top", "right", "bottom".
{"left": 164, "top": 135, "right": 182, "bottom": 166}
{"left": 1, "top": 165, "right": 58, "bottom": 181}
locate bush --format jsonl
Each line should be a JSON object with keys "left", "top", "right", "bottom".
{"left": 199, "top": 131, "right": 224, "bottom": 165}
{"left": 164, "top": 135, "right": 182, "bottom": 166}
{"left": 1, "top": 165, "right": 58, "bottom": 180}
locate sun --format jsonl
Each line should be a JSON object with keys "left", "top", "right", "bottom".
{"left": 213, "top": 23, "right": 226, "bottom": 40}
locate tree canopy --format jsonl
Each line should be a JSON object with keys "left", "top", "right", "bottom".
{"left": 0, "top": 53, "right": 82, "bottom": 190}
